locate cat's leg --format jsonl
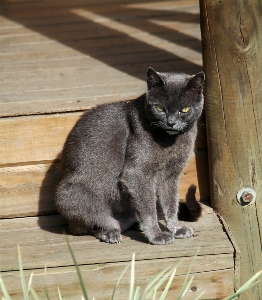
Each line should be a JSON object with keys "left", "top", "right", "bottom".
{"left": 91, "top": 213, "right": 138, "bottom": 243}
{"left": 158, "top": 178, "right": 194, "bottom": 239}
{"left": 69, "top": 219, "right": 89, "bottom": 235}
{"left": 91, "top": 228, "right": 122, "bottom": 244}
{"left": 120, "top": 171, "right": 174, "bottom": 245}
{"left": 56, "top": 179, "right": 123, "bottom": 243}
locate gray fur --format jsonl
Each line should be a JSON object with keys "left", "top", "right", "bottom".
{"left": 55, "top": 67, "right": 205, "bottom": 245}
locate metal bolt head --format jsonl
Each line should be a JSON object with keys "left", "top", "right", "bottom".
{"left": 237, "top": 187, "right": 256, "bottom": 206}
{"left": 241, "top": 192, "right": 254, "bottom": 203}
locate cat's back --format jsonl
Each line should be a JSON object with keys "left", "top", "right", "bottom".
{"left": 61, "top": 99, "right": 139, "bottom": 176}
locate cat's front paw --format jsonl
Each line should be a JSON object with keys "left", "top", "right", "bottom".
{"left": 173, "top": 225, "right": 194, "bottom": 239}
{"left": 97, "top": 229, "right": 122, "bottom": 244}
{"left": 149, "top": 231, "right": 174, "bottom": 245}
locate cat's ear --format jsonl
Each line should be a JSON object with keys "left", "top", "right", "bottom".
{"left": 187, "top": 71, "right": 205, "bottom": 93}
{"left": 147, "top": 67, "right": 164, "bottom": 89}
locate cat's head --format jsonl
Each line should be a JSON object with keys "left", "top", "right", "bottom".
{"left": 145, "top": 67, "right": 205, "bottom": 135}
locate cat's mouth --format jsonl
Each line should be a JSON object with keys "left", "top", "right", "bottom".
{"left": 150, "top": 121, "right": 184, "bottom": 135}
{"left": 166, "top": 129, "right": 180, "bottom": 135}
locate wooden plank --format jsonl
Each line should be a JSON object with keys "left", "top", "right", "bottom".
{"left": 0, "top": 163, "right": 59, "bottom": 218}
{"left": 0, "top": 24, "right": 200, "bottom": 47}
{"left": 0, "top": 111, "right": 207, "bottom": 165}
{"left": 0, "top": 211, "right": 234, "bottom": 299}
{"left": 0, "top": 42, "right": 201, "bottom": 69}
{"left": 0, "top": 112, "right": 81, "bottom": 165}
{"left": 0, "top": 59, "right": 201, "bottom": 85}
{"left": 0, "top": 150, "right": 209, "bottom": 218}
{"left": 0, "top": 1, "right": 199, "bottom": 19}
{"left": 0, "top": 89, "right": 143, "bottom": 118}
{"left": 1, "top": 262, "right": 234, "bottom": 300}
{"left": 0, "top": 69, "right": 144, "bottom": 94}
{"left": 0, "top": 19, "right": 200, "bottom": 46}
{"left": 0, "top": 212, "right": 233, "bottom": 272}
{"left": 200, "top": 0, "right": 262, "bottom": 298}
{"left": 0, "top": 41, "right": 201, "bottom": 71}
{"left": 0, "top": 0, "right": 202, "bottom": 117}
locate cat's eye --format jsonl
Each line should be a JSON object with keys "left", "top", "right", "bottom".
{"left": 181, "top": 107, "right": 190, "bottom": 113}
{"left": 156, "top": 105, "right": 165, "bottom": 112}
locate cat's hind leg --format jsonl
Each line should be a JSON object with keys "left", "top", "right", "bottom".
{"left": 68, "top": 219, "right": 90, "bottom": 235}
{"left": 91, "top": 228, "right": 122, "bottom": 244}
{"left": 91, "top": 213, "right": 137, "bottom": 244}
{"left": 55, "top": 179, "right": 137, "bottom": 243}
{"left": 69, "top": 217, "right": 123, "bottom": 243}
{"left": 56, "top": 180, "right": 121, "bottom": 242}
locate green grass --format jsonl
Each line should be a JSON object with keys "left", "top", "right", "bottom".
{"left": 0, "top": 239, "right": 261, "bottom": 300}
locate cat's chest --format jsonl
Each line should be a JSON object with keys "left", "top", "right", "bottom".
{"left": 152, "top": 137, "right": 191, "bottom": 170}
{"left": 127, "top": 130, "right": 194, "bottom": 174}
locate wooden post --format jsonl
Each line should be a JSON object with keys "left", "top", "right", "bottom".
{"left": 199, "top": 0, "right": 262, "bottom": 298}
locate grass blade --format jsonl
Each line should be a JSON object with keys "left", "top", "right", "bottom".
{"left": 44, "top": 265, "right": 51, "bottom": 300}
{"left": 30, "top": 288, "right": 41, "bottom": 300}
{"left": 0, "top": 274, "right": 12, "bottom": 300}
{"left": 177, "top": 248, "right": 200, "bottom": 300}
{"left": 111, "top": 262, "right": 131, "bottom": 300}
{"left": 152, "top": 287, "right": 158, "bottom": 300}
{"left": 18, "top": 245, "right": 29, "bottom": 300}
{"left": 65, "top": 235, "right": 89, "bottom": 300}
{"left": 223, "top": 270, "right": 262, "bottom": 300}
{"left": 193, "top": 291, "right": 206, "bottom": 300}
{"left": 57, "top": 287, "right": 63, "bottom": 300}
{"left": 140, "top": 264, "right": 175, "bottom": 299}
{"left": 129, "top": 253, "right": 135, "bottom": 300}
{"left": 133, "top": 286, "right": 140, "bottom": 300}
{"left": 179, "top": 275, "right": 194, "bottom": 299}
{"left": 27, "top": 273, "right": 34, "bottom": 294}
{"left": 159, "top": 267, "right": 177, "bottom": 300}
{"left": 142, "top": 265, "right": 179, "bottom": 300}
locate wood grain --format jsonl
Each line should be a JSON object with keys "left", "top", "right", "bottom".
{"left": 0, "top": 213, "right": 233, "bottom": 271}
{"left": 0, "top": 151, "right": 209, "bottom": 218}
{"left": 200, "top": 0, "right": 262, "bottom": 298}
{"left": 2, "top": 265, "right": 233, "bottom": 300}
{"left": 0, "top": 212, "right": 234, "bottom": 299}
{"left": 0, "top": 111, "right": 207, "bottom": 164}
{"left": 0, "top": 0, "right": 202, "bottom": 117}
{"left": 0, "top": 1, "right": 240, "bottom": 298}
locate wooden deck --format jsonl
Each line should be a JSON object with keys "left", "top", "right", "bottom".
{"left": 0, "top": 0, "right": 236, "bottom": 299}
{"left": 1, "top": 210, "right": 235, "bottom": 299}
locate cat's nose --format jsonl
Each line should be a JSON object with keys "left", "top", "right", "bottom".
{"left": 167, "top": 122, "right": 176, "bottom": 128}
{"left": 167, "top": 117, "right": 177, "bottom": 127}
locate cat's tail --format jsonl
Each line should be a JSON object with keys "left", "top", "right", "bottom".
{"left": 178, "top": 184, "right": 202, "bottom": 221}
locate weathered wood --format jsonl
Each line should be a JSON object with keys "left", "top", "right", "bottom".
{"left": 0, "top": 0, "right": 198, "bottom": 17}
{"left": 0, "top": 212, "right": 234, "bottom": 299}
{"left": 2, "top": 266, "right": 234, "bottom": 300}
{"left": 0, "top": 113, "right": 81, "bottom": 165}
{"left": 199, "top": 0, "right": 262, "bottom": 298}
{"left": 0, "top": 1, "right": 234, "bottom": 299}
{"left": 0, "top": 151, "right": 209, "bottom": 218}
{"left": 0, "top": 212, "right": 233, "bottom": 271}
{"left": 0, "top": 0, "right": 202, "bottom": 117}
{"left": 0, "top": 112, "right": 207, "bottom": 165}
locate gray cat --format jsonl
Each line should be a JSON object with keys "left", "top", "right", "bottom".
{"left": 55, "top": 67, "right": 205, "bottom": 245}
